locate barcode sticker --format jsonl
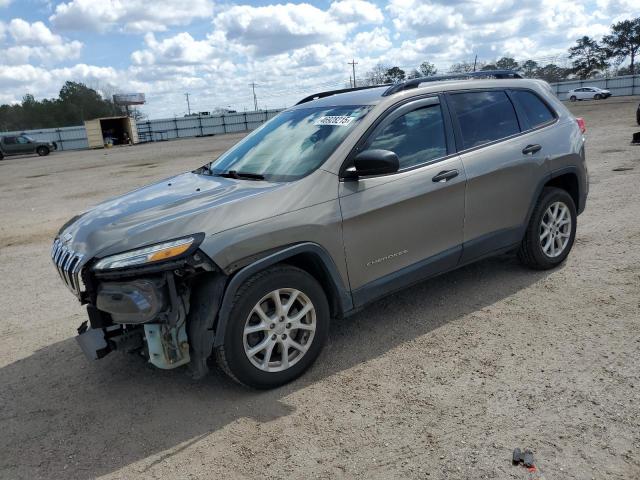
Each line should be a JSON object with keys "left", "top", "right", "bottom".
{"left": 314, "top": 116, "right": 354, "bottom": 126}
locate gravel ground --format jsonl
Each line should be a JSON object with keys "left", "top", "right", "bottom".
{"left": 1, "top": 97, "right": 639, "bottom": 480}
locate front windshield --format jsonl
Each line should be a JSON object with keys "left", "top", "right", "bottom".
{"left": 21, "top": 135, "right": 35, "bottom": 142}
{"left": 204, "top": 105, "right": 371, "bottom": 181}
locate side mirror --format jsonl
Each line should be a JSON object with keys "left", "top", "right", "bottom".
{"left": 350, "top": 149, "right": 399, "bottom": 178}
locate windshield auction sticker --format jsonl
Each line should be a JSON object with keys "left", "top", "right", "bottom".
{"left": 314, "top": 116, "right": 354, "bottom": 126}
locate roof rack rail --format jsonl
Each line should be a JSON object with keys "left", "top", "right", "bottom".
{"left": 382, "top": 70, "right": 524, "bottom": 96}
{"left": 296, "top": 84, "right": 391, "bottom": 106}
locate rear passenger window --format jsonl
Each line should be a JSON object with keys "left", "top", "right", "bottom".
{"left": 511, "top": 90, "right": 555, "bottom": 128}
{"left": 448, "top": 91, "right": 520, "bottom": 150}
{"left": 367, "top": 104, "right": 447, "bottom": 169}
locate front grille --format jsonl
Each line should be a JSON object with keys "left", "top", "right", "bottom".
{"left": 51, "top": 238, "right": 86, "bottom": 297}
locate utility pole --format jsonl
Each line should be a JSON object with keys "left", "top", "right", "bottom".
{"left": 185, "top": 93, "right": 191, "bottom": 115}
{"left": 473, "top": 55, "right": 478, "bottom": 72}
{"left": 348, "top": 59, "right": 358, "bottom": 87}
{"left": 249, "top": 82, "right": 258, "bottom": 111}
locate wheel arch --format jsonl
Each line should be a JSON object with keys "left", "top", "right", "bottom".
{"left": 545, "top": 170, "right": 579, "bottom": 212}
{"left": 212, "top": 243, "right": 353, "bottom": 347}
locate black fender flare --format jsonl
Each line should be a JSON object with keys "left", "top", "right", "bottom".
{"left": 523, "top": 164, "right": 584, "bottom": 232}
{"left": 213, "top": 242, "right": 353, "bottom": 347}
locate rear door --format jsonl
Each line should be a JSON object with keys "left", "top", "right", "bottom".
{"left": 339, "top": 96, "right": 466, "bottom": 301}
{"left": 446, "top": 89, "right": 554, "bottom": 262}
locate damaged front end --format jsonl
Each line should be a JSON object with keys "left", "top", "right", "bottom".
{"left": 53, "top": 235, "right": 226, "bottom": 379}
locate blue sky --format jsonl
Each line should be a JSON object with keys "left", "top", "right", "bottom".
{"left": 0, "top": 0, "right": 637, "bottom": 118}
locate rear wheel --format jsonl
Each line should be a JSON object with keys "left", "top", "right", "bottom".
{"left": 570, "top": 95, "right": 577, "bottom": 102}
{"left": 37, "top": 146, "right": 50, "bottom": 156}
{"left": 215, "top": 265, "right": 329, "bottom": 388}
{"left": 518, "top": 187, "right": 577, "bottom": 270}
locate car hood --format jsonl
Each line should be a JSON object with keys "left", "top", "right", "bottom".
{"left": 59, "top": 172, "right": 287, "bottom": 258}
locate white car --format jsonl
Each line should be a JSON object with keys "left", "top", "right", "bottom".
{"left": 567, "top": 87, "right": 611, "bottom": 101}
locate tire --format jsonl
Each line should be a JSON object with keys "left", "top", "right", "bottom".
{"left": 569, "top": 95, "right": 577, "bottom": 102}
{"left": 518, "top": 187, "right": 577, "bottom": 270}
{"left": 215, "top": 265, "right": 330, "bottom": 389}
{"left": 0, "top": 151, "right": 4, "bottom": 160}
{"left": 594, "top": 94, "right": 602, "bottom": 100}
{"left": 37, "top": 146, "right": 49, "bottom": 156}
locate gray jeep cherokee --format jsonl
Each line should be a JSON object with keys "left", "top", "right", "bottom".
{"left": 52, "top": 71, "right": 588, "bottom": 388}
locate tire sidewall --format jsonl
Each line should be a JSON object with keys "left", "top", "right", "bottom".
{"left": 528, "top": 189, "right": 577, "bottom": 268}
{"left": 570, "top": 96, "right": 576, "bottom": 102}
{"left": 37, "top": 146, "right": 49, "bottom": 156}
{"left": 223, "top": 267, "right": 330, "bottom": 388}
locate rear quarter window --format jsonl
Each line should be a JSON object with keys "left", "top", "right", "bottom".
{"left": 448, "top": 90, "right": 520, "bottom": 150}
{"left": 510, "top": 90, "right": 556, "bottom": 129}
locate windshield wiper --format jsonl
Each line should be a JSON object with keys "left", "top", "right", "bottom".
{"left": 214, "top": 170, "right": 265, "bottom": 180}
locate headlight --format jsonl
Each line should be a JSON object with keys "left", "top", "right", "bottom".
{"left": 94, "top": 235, "right": 201, "bottom": 271}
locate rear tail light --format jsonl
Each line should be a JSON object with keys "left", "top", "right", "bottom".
{"left": 576, "top": 117, "right": 586, "bottom": 134}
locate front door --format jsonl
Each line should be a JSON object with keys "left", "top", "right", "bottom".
{"left": 15, "top": 136, "right": 35, "bottom": 154}
{"left": 339, "top": 97, "right": 466, "bottom": 305}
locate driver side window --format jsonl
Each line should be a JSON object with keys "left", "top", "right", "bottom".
{"left": 367, "top": 104, "right": 447, "bottom": 170}
{"left": 16, "top": 136, "right": 29, "bottom": 144}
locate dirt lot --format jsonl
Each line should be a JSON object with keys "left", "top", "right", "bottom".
{"left": 1, "top": 97, "right": 639, "bottom": 480}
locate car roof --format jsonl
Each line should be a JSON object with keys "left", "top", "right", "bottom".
{"left": 290, "top": 77, "right": 551, "bottom": 110}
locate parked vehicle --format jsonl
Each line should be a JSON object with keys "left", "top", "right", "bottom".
{"left": 636, "top": 101, "right": 640, "bottom": 125}
{"left": 0, "top": 134, "right": 56, "bottom": 160}
{"left": 567, "top": 87, "right": 611, "bottom": 101}
{"left": 52, "top": 71, "right": 589, "bottom": 388}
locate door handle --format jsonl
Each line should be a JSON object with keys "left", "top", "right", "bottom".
{"left": 432, "top": 169, "right": 459, "bottom": 183}
{"left": 522, "top": 144, "right": 542, "bottom": 155}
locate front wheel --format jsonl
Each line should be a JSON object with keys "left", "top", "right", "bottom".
{"left": 37, "top": 146, "right": 50, "bottom": 156}
{"left": 518, "top": 187, "right": 577, "bottom": 270}
{"left": 594, "top": 94, "right": 602, "bottom": 100}
{"left": 569, "top": 95, "right": 577, "bottom": 102}
{"left": 215, "top": 265, "right": 330, "bottom": 388}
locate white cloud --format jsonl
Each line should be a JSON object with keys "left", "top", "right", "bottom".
{"left": 328, "top": 0, "right": 384, "bottom": 24}
{"left": 131, "top": 32, "right": 216, "bottom": 66}
{"left": 50, "top": 0, "right": 214, "bottom": 33}
{"left": 354, "top": 27, "right": 392, "bottom": 52}
{"left": 213, "top": 3, "right": 347, "bottom": 56}
{"left": 0, "top": 0, "right": 11, "bottom": 7}
{"left": 0, "top": 19, "right": 83, "bottom": 65}
{"left": 213, "top": 1, "right": 382, "bottom": 57}
{"left": 0, "top": 63, "right": 121, "bottom": 104}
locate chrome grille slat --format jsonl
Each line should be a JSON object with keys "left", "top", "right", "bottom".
{"left": 50, "top": 238, "right": 85, "bottom": 297}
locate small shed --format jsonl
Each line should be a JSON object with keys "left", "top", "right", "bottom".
{"left": 84, "top": 116, "right": 139, "bottom": 149}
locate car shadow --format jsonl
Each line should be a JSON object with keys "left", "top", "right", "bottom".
{"left": 0, "top": 254, "right": 550, "bottom": 479}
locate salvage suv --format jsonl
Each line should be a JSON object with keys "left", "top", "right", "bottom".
{"left": 52, "top": 71, "right": 588, "bottom": 388}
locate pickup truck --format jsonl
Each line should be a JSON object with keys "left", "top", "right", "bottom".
{"left": 0, "top": 134, "right": 56, "bottom": 160}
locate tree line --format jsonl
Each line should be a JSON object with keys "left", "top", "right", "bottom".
{"left": 0, "top": 81, "right": 123, "bottom": 132}
{"left": 361, "top": 16, "right": 640, "bottom": 85}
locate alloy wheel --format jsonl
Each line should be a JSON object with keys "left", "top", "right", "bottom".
{"left": 539, "top": 201, "right": 572, "bottom": 258}
{"left": 243, "top": 288, "right": 316, "bottom": 372}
